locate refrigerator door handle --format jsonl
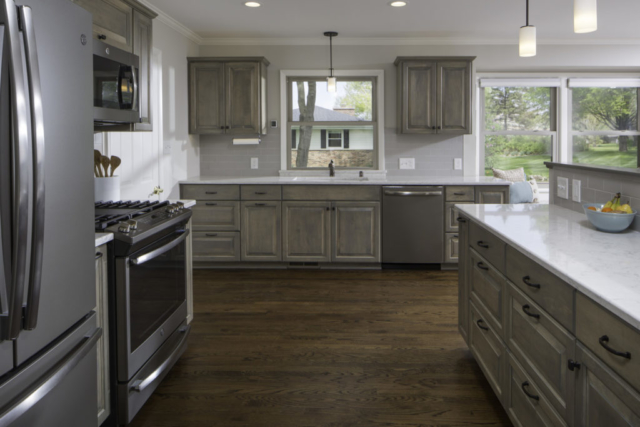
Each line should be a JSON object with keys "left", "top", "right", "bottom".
{"left": 18, "top": 5, "right": 46, "bottom": 331}
{"left": 0, "top": 328, "right": 102, "bottom": 427}
{"left": 0, "top": 26, "right": 7, "bottom": 318}
{"left": 2, "top": 0, "right": 31, "bottom": 340}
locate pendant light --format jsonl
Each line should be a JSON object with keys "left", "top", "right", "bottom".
{"left": 574, "top": 0, "right": 597, "bottom": 33}
{"left": 324, "top": 31, "right": 338, "bottom": 92}
{"left": 519, "top": 0, "right": 536, "bottom": 57}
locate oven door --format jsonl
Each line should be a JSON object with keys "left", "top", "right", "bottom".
{"left": 115, "top": 228, "right": 189, "bottom": 382}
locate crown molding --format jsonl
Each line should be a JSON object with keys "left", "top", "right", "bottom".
{"left": 138, "top": 0, "right": 203, "bottom": 45}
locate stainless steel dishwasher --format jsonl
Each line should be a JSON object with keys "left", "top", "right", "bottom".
{"left": 382, "top": 186, "right": 444, "bottom": 264}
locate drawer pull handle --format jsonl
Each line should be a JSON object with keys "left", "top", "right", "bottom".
{"left": 254, "top": 192, "right": 267, "bottom": 195}
{"left": 255, "top": 203, "right": 267, "bottom": 206}
{"left": 477, "top": 241, "right": 489, "bottom": 249}
{"left": 206, "top": 203, "right": 218, "bottom": 206}
{"left": 476, "top": 319, "right": 489, "bottom": 331}
{"left": 567, "top": 359, "right": 581, "bottom": 371}
{"left": 477, "top": 262, "right": 489, "bottom": 271}
{"left": 521, "top": 381, "right": 540, "bottom": 401}
{"left": 457, "top": 217, "right": 467, "bottom": 223}
{"left": 206, "top": 234, "right": 218, "bottom": 237}
{"left": 95, "top": 252, "right": 103, "bottom": 260}
{"left": 453, "top": 192, "right": 466, "bottom": 196}
{"left": 522, "top": 276, "right": 541, "bottom": 289}
{"left": 599, "top": 335, "right": 631, "bottom": 359}
{"left": 205, "top": 191, "right": 218, "bottom": 195}
{"left": 522, "top": 305, "right": 540, "bottom": 320}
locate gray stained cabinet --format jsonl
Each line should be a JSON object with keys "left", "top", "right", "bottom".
{"left": 395, "top": 57, "right": 474, "bottom": 135}
{"left": 95, "top": 245, "right": 110, "bottom": 425}
{"left": 282, "top": 202, "right": 332, "bottom": 262}
{"left": 133, "top": 10, "right": 153, "bottom": 131}
{"left": 71, "top": 0, "right": 133, "bottom": 52}
{"left": 188, "top": 58, "right": 269, "bottom": 135}
{"left": 193, "top": 231, "right": 240, "bottom": 263}
{"left": 333, "top": 202, "right": 381, "bottom": 263}
{"left": 476, "top": 186, "right": 509, "bottom": 204}
{"left": 241, "top": 201, "right": 282, "bottom": 262}
{"left": 457, "top": 216, "right": 469, "bottom": 341}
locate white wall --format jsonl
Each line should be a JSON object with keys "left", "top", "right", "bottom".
{"left": 197, "top": 43, "right": 640, "bottom": 177}
{"left": 95, "top": 18, "right": 200, "bottom": 200}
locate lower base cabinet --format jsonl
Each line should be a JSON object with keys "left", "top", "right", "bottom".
{"left": 193, "top": 231, "right": 240, "bottom": 262}
{"left": 333, "top": 202, "right": 380, "bottom": 263}
{"left": 282, "top": 201, "right": 332, "bottom": 262}
{"left": 95, "top": 244, "right": 110, "bottom": 426}
{"left": 241, "top": 201, "right": 282, "bottom": 261}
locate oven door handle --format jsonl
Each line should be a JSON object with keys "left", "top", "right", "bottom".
{"left": 130, "top": 325, "right": 190, "bottom": 393}
{"left": 130, "top": 229, "right": 190, "bottom": 266}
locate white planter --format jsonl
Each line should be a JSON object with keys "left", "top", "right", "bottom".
{"left": 95, "top": 176, "right": 121, "bottom": 202}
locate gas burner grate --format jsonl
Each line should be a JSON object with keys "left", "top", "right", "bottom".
{"left": 94, "top": 200, "right": 170, "bottom": 231}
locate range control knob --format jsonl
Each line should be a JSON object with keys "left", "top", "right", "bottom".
{"left": 176, "top": 202, "right": 185, "bottom": 211}
{"left": 127, "top": 220, "right": 138, "bottom": 230}
{"left": 118, "top": 223, "right": 131, "bottom": 233}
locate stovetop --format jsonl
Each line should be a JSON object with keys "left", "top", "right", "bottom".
{"left": 95, "top": 200, "right": 170, "bottom": 231}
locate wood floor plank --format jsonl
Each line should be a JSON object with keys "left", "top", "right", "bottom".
{"left": 130, "top": 269, "right": 510, "bottom": 427}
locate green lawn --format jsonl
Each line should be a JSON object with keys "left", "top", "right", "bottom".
{"left": 485, "top": 154, "right": 551, "bottom": 179}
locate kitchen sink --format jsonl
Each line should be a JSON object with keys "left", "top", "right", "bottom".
{"left": 289, "top": 176, "right": 369, "bottom": 182}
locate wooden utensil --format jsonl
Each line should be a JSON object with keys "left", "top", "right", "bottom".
{"left": 94, "top": 150, "right": 102, "bottom": 177}
{"left": 110, "top": 156, "right": 121, "bottom": 177}
{"left": 100, "top": 156, "right": 111, "bottom": 178}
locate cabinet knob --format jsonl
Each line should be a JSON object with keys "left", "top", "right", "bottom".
{"left": 220, "top": 126, "right": 225, "bottom": 130}
{"left": 431, "top": 126, "right": 436, "bottom": 130}
{"left": 567, "top": 359, "right": 581, "bottom": 371}
{"left": 97, "top": 34, "right": 107, "bottom": 40}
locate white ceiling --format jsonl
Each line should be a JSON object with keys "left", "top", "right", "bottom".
{"left": 145, "top": 0, "right": 640, "bottom": 44}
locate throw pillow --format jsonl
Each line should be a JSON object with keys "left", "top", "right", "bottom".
{"left": 509, "top": 181, "right": 534, "bottom": 204}
{"left": 529, "top": 178, "right": 540, "bottom": 203}
{"left": 492, "top": 167, "right": 526, "bottom": 182}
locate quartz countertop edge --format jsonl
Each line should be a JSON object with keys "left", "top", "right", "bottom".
{"left": 95, "top": 233, "right": 113, "bottom": 247}
{"left": 456, "top": 203, "right": 640, "bottom": 331}
{"left": 180, "top": 176, "right": 510, "bottom": 186}
{"left": 170, "top": 199, "right": 196, "bottom": 208}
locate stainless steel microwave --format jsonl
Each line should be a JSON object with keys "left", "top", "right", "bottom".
{"left": 93, "top": 39, "right": 140, "bottom": 126}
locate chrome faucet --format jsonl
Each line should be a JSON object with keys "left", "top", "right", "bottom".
{"left": 328, "top": 160, "right": 335, "bottom": 177}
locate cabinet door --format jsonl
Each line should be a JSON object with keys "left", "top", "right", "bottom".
{"left": 437, "top": 61, "right": 472, "bottom": 134}
{"left": 71, "top": 0, "right": 133, "bottom": 52}
{"left": 575, "top": 343, "right": 640, "bottom": 427}
{"left": 283, "top": 202, "right": 331, "bottom": 262}
{"left": 133, "top": 11, "right": 153, "bottom": 131}
{"left": 445, "top": 201, "right": 473, "bottom": 232}
{"left": 241, "top": 202, "right": 281, "bottom": 261}
{"left": 457, "top": 216, "right": 470, "bottom": 342}
{"left": 189, "top": 62, "right": 225, "bottom": 134}
{"left": 476, "top": 186, "right": 509, "bottom": 204}
{"left": 332, "top": 202, "right": 380, "bottom": 263}
{"left": 400, "top": 61, "right": 437, "bottom": 134}
{"left": 444, "top": 233, "right": 459, "bottom": 264}
{"left": 95, "top": 245, "right": 110, "bottom": 425}
{"left": 226, "top": 62, "right": 261, "bottom": 135}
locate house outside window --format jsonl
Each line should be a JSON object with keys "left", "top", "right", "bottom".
{"left": 569, "top": 80, "right": 640, "bottom": 169}
{"left": 286, "top": 76, "right": 379, "bottom": 170}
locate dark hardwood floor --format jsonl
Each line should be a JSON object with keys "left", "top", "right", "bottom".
{"left": 130, "top": 269, "right": 510, "bottom": 427}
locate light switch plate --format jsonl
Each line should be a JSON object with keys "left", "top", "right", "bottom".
{"left": 557, "top": 177, "right": 569, "bottom": 199}
{"left": 251, "top": 158, "right": 259, "bottom": 169}
{"left": 454, "top": 158, "right": 463, "bottom": 170}
{"left": 399, "top": 158, "right": 415, "bottom": 170}
{"left": 572, "top": 179, "right": 581, "bottom": 202}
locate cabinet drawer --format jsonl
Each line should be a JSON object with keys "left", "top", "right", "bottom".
{"left": 506, "top": 354, "right": 567, "bottom": 427}
{"left": 283, "top": 185, "right": 380, "bottom": 201}
{"left": 445, "top": 202, "right": 473, "bottom": 232}
{"left": 181, "top": 184, "right": 240, "bottom": 201}
{"left": 469, "top": 248, "right": 508, "bottom": 338}
{"left": 444, "top": 233, "right": 459, "bottom": 263}
{"left": 506, "top": 246, "right": 575, "bottom": 332}
{"left": 469, "top": 300, "right": 507, "bottom": 405}
{"left": 469, "top": 222, "right": 506, "bottom": 273}
{"left": 445, "top": 186, "right": 475, "bottom": 202}
{"left": 576, "top": 293, "right": 640, "bottom": 393}
{"left": 191, "top": 202, "right": 240, "bottom": 231}
{"left": 193, "top": 232, "right": 240, "bottom": 262}
{"left": 506, "top": 283, "right": 575, "bottom": 425}
{"left": 241, "top": 185, "right": 282, "bottom": 201}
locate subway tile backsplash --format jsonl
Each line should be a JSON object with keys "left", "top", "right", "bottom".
{"left": 549, "top": 165, "right": 640, "bottom": 231}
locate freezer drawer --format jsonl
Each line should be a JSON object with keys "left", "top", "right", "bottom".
{"left": 0, "top": 313, "right": 100, "bottom": 427}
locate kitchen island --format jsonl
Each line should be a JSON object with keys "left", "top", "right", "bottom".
{"left": 456, "top": 203, "right": 640, "bottom": 426}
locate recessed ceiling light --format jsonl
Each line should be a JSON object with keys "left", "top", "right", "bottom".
{"left": 244, "top": 1, "right": 261, "bottom": 7}
{"left": 390, "top": 1, "right": 407, "bottom": 6}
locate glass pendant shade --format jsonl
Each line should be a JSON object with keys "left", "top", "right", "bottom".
{"left": 327, "top": 76, "right": 337, "bottom": 93}
{"left": 574, "top": 0, "right": 597, "bottom": 33}
{"left": 519, "top": 25, "right": 537, "bottom": 57}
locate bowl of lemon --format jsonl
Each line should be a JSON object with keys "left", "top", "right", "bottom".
{"left": 584, "top": 193, "right": 637, "bottom": 233}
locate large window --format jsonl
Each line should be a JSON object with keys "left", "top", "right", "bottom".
{"left": 481, "top": 86, "right": 556, "bottom": 182}
{"left": 570, "top": 86, "right": 640, "bottom": 169}
{"left": 287, "top": 77, "right": 378, "bottom": 170}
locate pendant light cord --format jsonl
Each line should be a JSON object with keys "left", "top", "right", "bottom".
{"left": 329, "top": 35, "right": 333, "bottom": 77}
{"left": 526, "top": 0, "right": 529, "bottom": 26}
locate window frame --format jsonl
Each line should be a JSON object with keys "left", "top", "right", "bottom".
{"left": 280, "top": 69, "right": 385, "bottom": 173}
{"left": 479, "top": 86, "right": 559, "bottom": 183}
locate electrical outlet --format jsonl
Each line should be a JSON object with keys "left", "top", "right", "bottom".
{"left": 557, "top": 177, "right": 569, "bottom": 199}
{"left": 454, "top": 158, "right": 463, "bottom": 170}
{"left": 399, "top": 158, "right": 415, "bottom": 170}
{"left": 572, "top": 179, "right": 581, "bottom": 202}
{"left": 251, "top": 158, "right": 259, "bottom": 169}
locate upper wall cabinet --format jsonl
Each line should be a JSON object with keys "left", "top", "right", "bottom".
{"left": 395, "top": 57, "right": 475, "bottom": 135}
{"left": 71, "top": 0, "right": 156, "bottom": 132}
{"left": 188, "top": 57, "right": 269, "bottom": 136}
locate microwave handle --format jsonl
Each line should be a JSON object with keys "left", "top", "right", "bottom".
{"left": 117, "top": 64, "right": 124, "bottom": 108}
{"left": 130, "top": 65, "right": 138, "bottom": 113}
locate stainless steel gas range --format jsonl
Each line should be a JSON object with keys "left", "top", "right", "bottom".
{"left": 95, "top": 200, "right": 192, "bottom": 426}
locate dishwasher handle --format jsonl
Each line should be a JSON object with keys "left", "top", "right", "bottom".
{"left": 383, "top": 190, "right": 443, "bottom": 197}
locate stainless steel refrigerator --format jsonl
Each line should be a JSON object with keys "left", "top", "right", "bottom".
{"left": 0, "top": 0, "right": 100, "bottom": 425}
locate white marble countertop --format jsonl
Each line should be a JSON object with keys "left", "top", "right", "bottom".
{"left": 180, "top": 176, "right": 509, "bottom": 186}
{"left": 457, "top": 203, "right": 640, "bottom": 330}
{"left": 95, "top": 233, "right": 113, "bottom": 247}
